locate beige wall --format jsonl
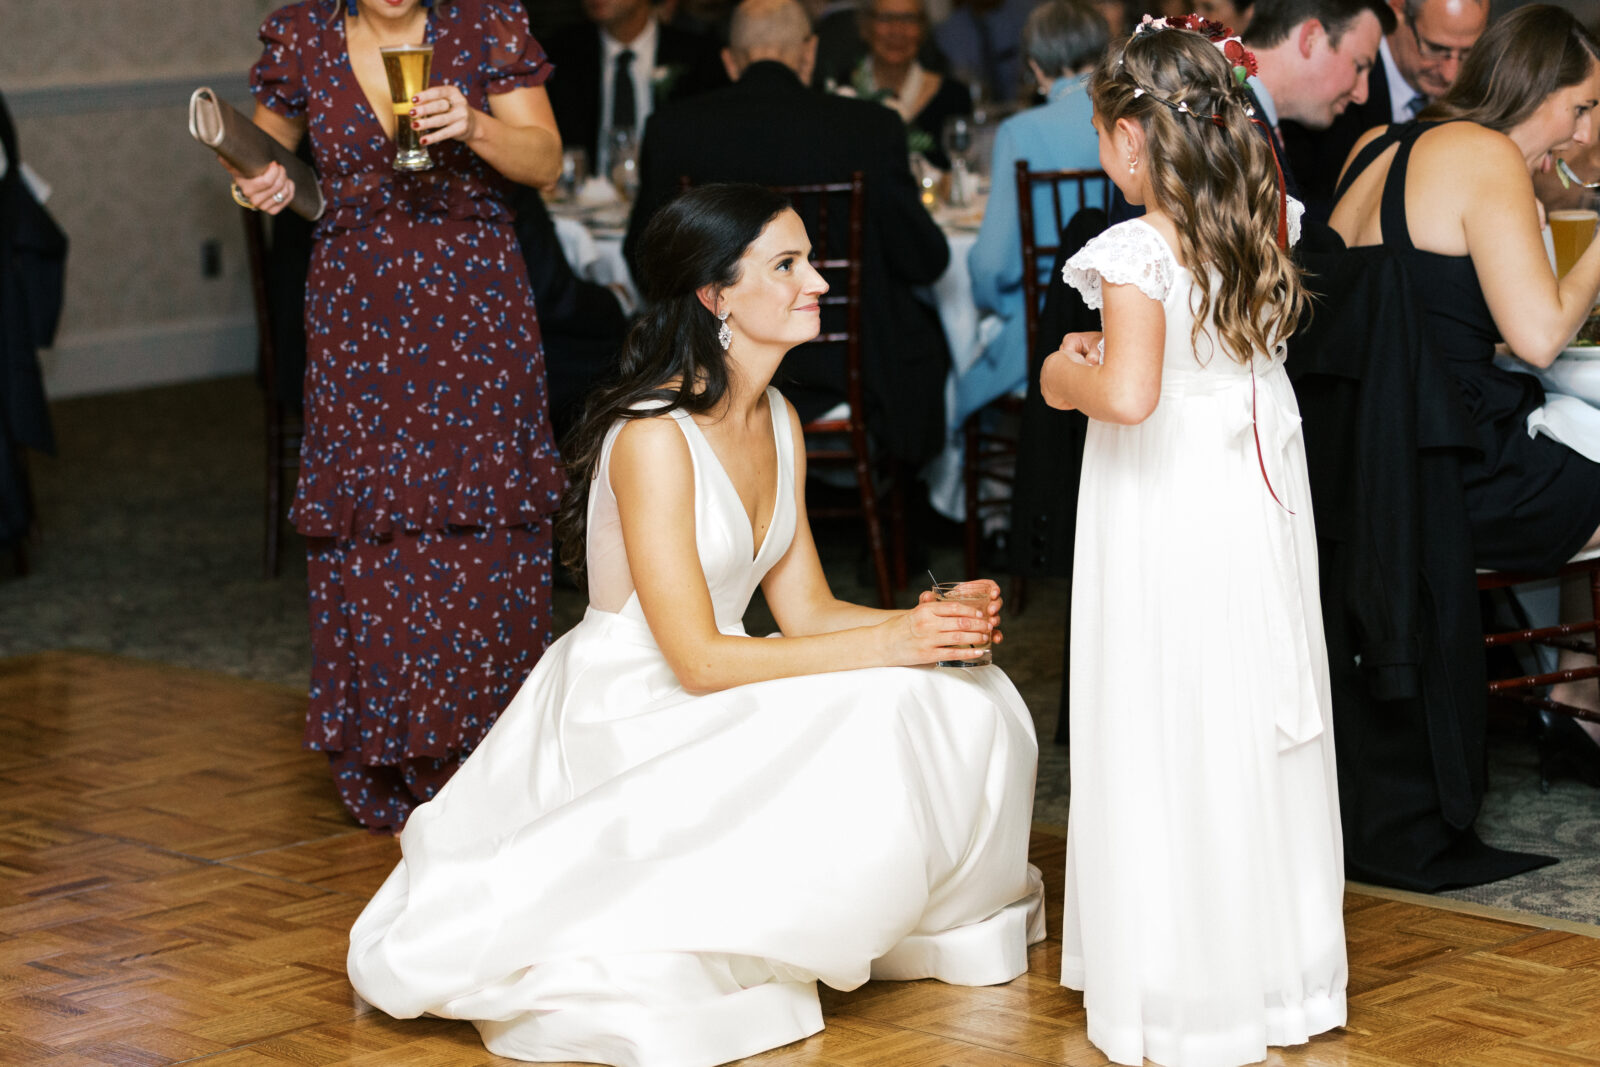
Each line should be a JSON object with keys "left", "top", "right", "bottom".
{"left": 4, "top": 0, "right": 285, "bottom": 396}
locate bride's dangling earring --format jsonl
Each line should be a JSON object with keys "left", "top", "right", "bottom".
{"left": 717, "top": 309, "right": 732, "bottom": 350}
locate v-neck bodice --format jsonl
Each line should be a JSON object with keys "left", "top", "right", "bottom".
{"left": 585, "top": 387, "right": 798, "bottom": 631}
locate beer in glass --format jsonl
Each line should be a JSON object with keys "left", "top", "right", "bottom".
{"left": 380, "top": 43, "right": 434, "bottom": 171}
{"left": 1550, "top": 208, "right": 1598, "bottom": 278}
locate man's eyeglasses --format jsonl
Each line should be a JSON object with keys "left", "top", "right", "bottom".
{"left": 1407, "top": 17, "right": 1472, "bottom": 65}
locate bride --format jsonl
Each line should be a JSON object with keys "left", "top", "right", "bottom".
{"left": 346, "top": 183, "right": 1045, "bottom": 1066}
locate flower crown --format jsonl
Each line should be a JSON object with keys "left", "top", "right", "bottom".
{"left": 1119, "top": 14, "right": 1287, "bottom": 250}
{"left": 1130, "top": 13, "right": 1259, "bottom": 85}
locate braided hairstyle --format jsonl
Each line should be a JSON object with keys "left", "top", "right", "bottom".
{"left": 1090, "top": 26, "right": 1306, "bottom": 363}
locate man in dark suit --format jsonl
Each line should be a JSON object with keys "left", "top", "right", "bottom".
{"left": 623, "top": 0, "right": 953, "bottom": 465}
{"left": 1107, "top": 0, "right": 1390, "bottom": 225}
{"left": 1240, "top": 0, "right": 1394, "bottom": 195}
{"left": 541, "top": 0, "right": 728, "bottom": 178}
{"left": 1280, "top": 0, "right": 1487, "bottom": 219}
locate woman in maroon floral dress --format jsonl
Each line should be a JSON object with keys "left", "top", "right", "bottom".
{"left": 226, "top": 0, "right": 564, "bottom": 830}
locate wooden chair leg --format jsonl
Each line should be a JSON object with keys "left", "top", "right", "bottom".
{"left": 963, "top": 420, "right": 980, "bottom": 581}
{"left": 851, "top": 439, "right": 894, "bottom": 610}
{"left": 1009, "top": 575, "right": 1029, "bottom": 616}
{"left": 888, "top": 463, "right": 906, "bottom": 593}
{"left": 264, "top": 407, "right": 283, "bottom": 579}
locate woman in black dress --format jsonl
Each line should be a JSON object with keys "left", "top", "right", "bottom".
{"left": 1328, "top": 4, "right": 1600, "bottom": 780}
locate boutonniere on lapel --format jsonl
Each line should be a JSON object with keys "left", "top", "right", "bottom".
{"left": 651, "top": 64, "right": 686, "bottom": 101}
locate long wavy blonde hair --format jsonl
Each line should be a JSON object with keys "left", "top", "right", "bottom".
{"left": 1090, "top": 27, "right": 1305, "bottom": 363}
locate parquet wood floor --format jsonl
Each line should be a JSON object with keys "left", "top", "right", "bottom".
{"left": 3, "top": 651, "right": 1599, "bottom": 1066}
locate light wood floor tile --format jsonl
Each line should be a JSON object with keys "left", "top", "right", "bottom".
{"left": 6, "top": 650, "right": 1600, "bottom": 1066}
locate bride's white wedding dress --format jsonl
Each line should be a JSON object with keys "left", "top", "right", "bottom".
{"left": 347, "top": 387, "right": 1045, "bottom": 1067}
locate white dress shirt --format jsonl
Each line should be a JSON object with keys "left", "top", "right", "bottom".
{"left": 1380, "top": 36, "right": 1426, "bottom": 123}
{"left": 599, "top": 18, "right": 659, "bottom": 172}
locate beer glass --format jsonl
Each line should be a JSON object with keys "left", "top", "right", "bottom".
{"left": 932, "top": 580, "right": 994, "bottom": 667}
{"left": 1550, "top": 206, "right": 1598, "bottom": 278}
{"left": 380, "top": 43, "right": 434, "bottom": 172}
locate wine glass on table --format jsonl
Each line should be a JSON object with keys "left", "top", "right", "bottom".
{"left": 942, "top": 115, "right": 974, "bottom": 209}
{"left": 608, "top": 127, "right": 640, "bottom": 202}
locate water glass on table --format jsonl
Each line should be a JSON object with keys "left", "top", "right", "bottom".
{"left": 608, "top": 128, "right": 640, "bottom": 201}
{"left": 932, "top": 580, "right": 994, "bottom": 667}
{"left": 557, "top": 147, "right": 589, "bottom": 199}
{"left": 942, "top": 116, "right": 975, "bottom": 208}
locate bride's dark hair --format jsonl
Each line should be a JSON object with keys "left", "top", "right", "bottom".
{"left": 553, "top": 182, "right": 792, "bottom": 585}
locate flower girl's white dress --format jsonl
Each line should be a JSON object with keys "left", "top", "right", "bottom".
{"left": 347, "top": 387, "right": 1045, "bottom": 1067}
{"left": 1060, "top": 209, "right": 1348, "bottom": 1067}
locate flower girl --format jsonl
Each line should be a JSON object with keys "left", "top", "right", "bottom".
{"left": 1041, "top": 17, "right": 1346, "bottom": 1067}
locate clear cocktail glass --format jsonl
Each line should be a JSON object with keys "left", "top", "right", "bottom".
{"left": 932, "top": 580, "right": 994, "bottom": 667}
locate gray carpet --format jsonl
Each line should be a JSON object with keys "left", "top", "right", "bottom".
{"left": 2, "top": 376, "right": 1594, "bottom": 925}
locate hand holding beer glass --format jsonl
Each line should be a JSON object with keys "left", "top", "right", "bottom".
{"left": 380, "top": 43, "right": 434, "bottom": 171}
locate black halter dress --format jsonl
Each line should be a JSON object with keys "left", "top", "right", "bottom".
{"left": 1336, "top": 121, "right": 1600, "bottom": 572}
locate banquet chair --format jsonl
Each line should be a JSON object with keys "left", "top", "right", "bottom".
{"left": 241, "top": 208, "right": 305, "bottom": 578}
{"left": 1477, "top": 548, "right": 1600, "bottom": 767}
{"left": 777, "top": 173, "right": 904, "bottom": 608}
{"left": 961, "top": 164, "right": 1111, "bottom": 589}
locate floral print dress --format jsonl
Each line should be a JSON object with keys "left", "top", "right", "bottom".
{"left": 251, "top": 0, "right": 563, "bottom": 830}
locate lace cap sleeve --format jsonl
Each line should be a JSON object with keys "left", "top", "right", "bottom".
{"left": 250, "top": 6, "right": 308, "bottom": 119}
{"left": 1287, "top": 195, "right": 1305, "bottom": 248}
{"left": 478, "top": 0, "right": 553, "bottom": 94}
{"left": 1061, "top": 220, "right": 1175, "bottom": 310}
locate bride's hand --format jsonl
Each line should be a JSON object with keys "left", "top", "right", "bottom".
{"left": 878, "top": 581, "right": 1002, "bottom": 666}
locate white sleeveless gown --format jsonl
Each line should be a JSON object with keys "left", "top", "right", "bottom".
{"left": 1060, "top": 215, "right": 1348, "bottom": 1067}
{"left": 347, "top": 388, "right": 1045, "bottom": 1066}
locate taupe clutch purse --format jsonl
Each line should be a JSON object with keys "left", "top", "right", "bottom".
{"left": 188, "top": 87, "right": 324, "bottom": 220}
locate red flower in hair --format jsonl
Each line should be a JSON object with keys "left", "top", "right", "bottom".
{"left": 1222, "top": 38, "right": 1259, "bottom": 77}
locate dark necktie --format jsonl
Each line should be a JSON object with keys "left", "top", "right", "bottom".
{"left": 612, "top": 49, "right": 637, "bottom": 132}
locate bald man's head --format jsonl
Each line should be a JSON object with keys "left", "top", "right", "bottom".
{"left": 724, "top": 0, "right": 817, "bottom": 81}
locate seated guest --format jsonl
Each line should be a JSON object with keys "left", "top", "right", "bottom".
{"left": 1282, "top": 0, "right": 1488, "bottom": 219}
{"left": 852, "top": 0, "right": 973, "bottom": 168}
{"left": 1196, "top": 0, "right": 1255, "bottom": 32}
{"left": 960, "top": 0, "right": 1108, "bottom": 429}
{"left": 624, "top": 0, "right": 954, "bottom": 466}
{"left": 347, "top": 183, "right": 1043, "bottom": 1065}
{"left": 1108, "top": 0, "right": 1390, "bottom": 221}
{"left": 505, "top": 184, "right": 628, "bottom": 445}
{"left": 1326, "top": 4, "right": 1600, "bottom": 783}
{"left": 1240, "top": 0, "right": 1393, "bottom": 196}
{"left": 542, "top": 0, "right": 728, "bottom": 177}
{"left": 936, "top": 0, "right": 1036, "bottom": 103}
{"left": 810, "top": 0, "right": 948, "bottom": 94}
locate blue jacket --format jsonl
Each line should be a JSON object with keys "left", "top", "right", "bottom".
{"left": 959, "top": 74, "right": 1102, "bottom": 429}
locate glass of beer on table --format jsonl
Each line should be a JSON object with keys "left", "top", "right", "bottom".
{"left": 931, "top": 580, "right": 994, "bottom": 667}
{"left": 1550, "top": 202, "right": 1598, "bottom": 278}
{"left": 380, "top": 43, "right": 434, "bottom": 171}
